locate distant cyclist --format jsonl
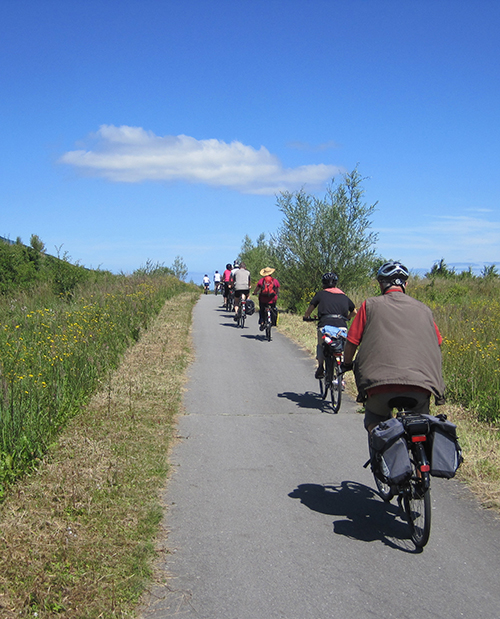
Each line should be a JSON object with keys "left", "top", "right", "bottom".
{"left": 232, "top": 262, "right": 251, "bottom": 320}
{"left": 342, "top": 261, "right": 445, "bottom": 432}
{"left": 213, "top": 270, "right": 222, "bottom": 294}
{"left": 202, "top": 274, "right": 210, "bottom": 294}
{"left": 222, "top": 263, "right": 233, "bottom": 308}
{"left": 303, "top": 272, "right": 356, "bottom": 379}
{"left": 253, "top": 267, "right": 280, "bottom": 330}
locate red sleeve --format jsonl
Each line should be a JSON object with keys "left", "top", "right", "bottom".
{"left": 434, "top": 322, "right": 443, "bottom": 346}
{"left": 347, "top": 301, "right": 367, "bottom": 346}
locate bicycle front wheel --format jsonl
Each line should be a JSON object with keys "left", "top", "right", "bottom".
{"left": 404, "top": 470, "right": 431, "bottom": 548}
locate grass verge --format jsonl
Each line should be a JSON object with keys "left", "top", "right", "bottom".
{"left": 0, "top": 290, "right": 199, "bottom": 618}
{"left": 277, "top": 311, "right": 500, "bottom": 513}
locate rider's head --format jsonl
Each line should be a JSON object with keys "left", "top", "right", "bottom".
{"left": 321, "top": 272, "right": 338, "bottom": 289}
{"left": 239, "top": 262, "right": 246, "bottom": 269}
{"left": 226, "top": 263, "right": 232, "bottom": 270}
{"left": 376, "top": 261, "right": 409, "bottom": 293}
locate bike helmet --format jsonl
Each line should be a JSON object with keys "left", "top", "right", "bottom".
{"left": 226, "top": 263, "right": 232, "bottom": 270}
{"left": 322, "top": 272, "right": 338, "bottom": 288}
{"left": 376, "top": 261, "right": 409, "bottom": 288}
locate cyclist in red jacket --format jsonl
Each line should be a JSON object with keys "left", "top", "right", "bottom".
{"left": 253, "top": 267, "right": 280, "bottom": 330}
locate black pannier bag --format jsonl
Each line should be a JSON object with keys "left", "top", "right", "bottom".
{"left": 245, "top": 299, "right": 256, "bottom": 316}
{"left": 423, "top": 414, "right": 463, "bottom": 478}
{"left": 370, "top": 417, "right": 412, "bottom": 485}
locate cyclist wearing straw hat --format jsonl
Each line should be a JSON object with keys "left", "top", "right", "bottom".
{"left": 253, "top": 267, "right": 280, "bottom": 331}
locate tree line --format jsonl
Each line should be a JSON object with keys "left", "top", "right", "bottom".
{"left": 238, "top": 167, "right": 498, "bottom": 313}
{"left": 0, "top": 235, "right": 189, "bottom": 297}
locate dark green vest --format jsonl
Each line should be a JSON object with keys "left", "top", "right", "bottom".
{"left": 353, "top": 292, "right": 446, "bottom": 403}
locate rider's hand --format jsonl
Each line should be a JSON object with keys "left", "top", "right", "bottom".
{"left": 302, "top": 316, "right": 310, "bottom": 322}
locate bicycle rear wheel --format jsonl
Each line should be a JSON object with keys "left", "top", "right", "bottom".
{"left": 329, "top": 359, "right": 342, "bottom": 413}
{"left": 403, "top": 464, "right": 431, "bottom": 548}
{"left": 266, "top": 317, "right": 272, "bottom": 341}
{"left": 320, "top": 357, "right": 330, "bottom": 401}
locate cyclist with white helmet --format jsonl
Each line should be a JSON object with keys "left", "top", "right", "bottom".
{"left": 342, "top": 261, "right": 446, "bottom": 432}
{"left": 303, "top": 272, "right": 357, "bottom": 379}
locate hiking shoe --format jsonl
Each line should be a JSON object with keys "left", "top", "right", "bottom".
{"left": 315, "top": 367, "right": 325, "bottom": 379}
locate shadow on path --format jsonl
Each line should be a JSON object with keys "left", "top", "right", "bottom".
{"left": 289, "top": 481, "right": 420, "bottom": 553}
{"left": 278, "top": 390, "right": 332, "bottom": 413}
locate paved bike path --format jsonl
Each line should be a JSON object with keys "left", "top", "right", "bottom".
{"left": 142, "top": 294, "right": 500, "bottom": 619}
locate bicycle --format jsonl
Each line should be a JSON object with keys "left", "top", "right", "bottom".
{"left": 214, "top": 281, "right": 223, "bottom": 296}
{"left": 235, "top": 295, "right": 247, "bottom": 328}
{"left": 260, "top": 304, "right": 276, "bottom": 341}
{"left": 367, "top": 396, "right": 433, "bottom": 548}
{"left": 318, "top": 329, "right": 346, "bottom": 414}
{"left": 226, "top": 288, "right": 235, "bottom": 312}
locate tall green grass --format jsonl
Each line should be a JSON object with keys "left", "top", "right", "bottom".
{"left": 348, "top": 276, "right": 500, "bottom": 424}
{"left": 0, "top": 273, "right": 193, "bottom": 495}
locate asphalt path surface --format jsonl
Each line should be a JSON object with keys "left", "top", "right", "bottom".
{"left": 142, "top": 294, "right": 500, "bottom": 619}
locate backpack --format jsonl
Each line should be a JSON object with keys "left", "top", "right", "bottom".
{"left": 261, "top": 276, "right": 275, "bottom": 296}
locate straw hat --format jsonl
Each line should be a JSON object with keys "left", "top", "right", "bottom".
{"left": 260, "top": 267, "right": 275, "bottom": 277}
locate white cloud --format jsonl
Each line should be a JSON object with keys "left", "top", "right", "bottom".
{"left": 376, "top": 214, "right": 500, "bottom": 269}
{"left": 59, "top": 125, "right": 341, "bottom": 195}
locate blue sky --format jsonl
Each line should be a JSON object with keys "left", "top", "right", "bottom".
{"left": 2, "top": 0, "right": 499, "bottom": 281}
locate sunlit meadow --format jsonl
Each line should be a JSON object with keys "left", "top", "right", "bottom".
{"left": 0, "top": 274, "right": 191, "bottom": 495}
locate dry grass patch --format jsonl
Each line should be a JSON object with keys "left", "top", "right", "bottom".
{"left": 0, "top": 291, "right": 199, "bottom": 618}
{"left": 277, "top": 311, "right": 500, "bottom": 513}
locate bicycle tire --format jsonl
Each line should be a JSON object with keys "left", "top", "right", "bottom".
{"left": 266, "top": 312, "right": 272, "bottom": 341}
{"left": 239, "top": 311, "right": 246, "bottom": 328}
{"left": 318, "top": 376, "right": 325, "bottom": 398}
{"left": 329, "top": 360, "right": 342, "bottom": 413}
{"left": 321, "top": 357, "right": 331, "bottom": 401}
{"left": 403, "top": 462, "right": 431, "bottom": 548}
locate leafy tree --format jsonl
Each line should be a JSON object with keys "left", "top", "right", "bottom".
{"left": 171, "top": 255, "right": 188, "bottom": 281}
{"left": 426, "top": 259, "right": 456, "bottom": 279}
{"left": 481, "top": 264, "right": 498, "bottom": 278}
{"left": 238, "top": 234, "right": 277, "bottom": 281}
{"left": 271, "top": 167, "right": 379, "bottom": 310}
{"left": 134, "top": 259, "right": 174, "bottom": 277}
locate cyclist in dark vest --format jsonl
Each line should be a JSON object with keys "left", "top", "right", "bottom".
{"left": 303, "top": 272, "right": 356, "bottom": 379}
{"left": 342, "top": 261, "right": 446, "bottom": 432}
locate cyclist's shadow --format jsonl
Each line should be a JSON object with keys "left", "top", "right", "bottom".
{"left": 278, "top": 391, "right": 331, "bottom": 412}
{"left": 289, "top": 481, "right": 420, "bottom": 553}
